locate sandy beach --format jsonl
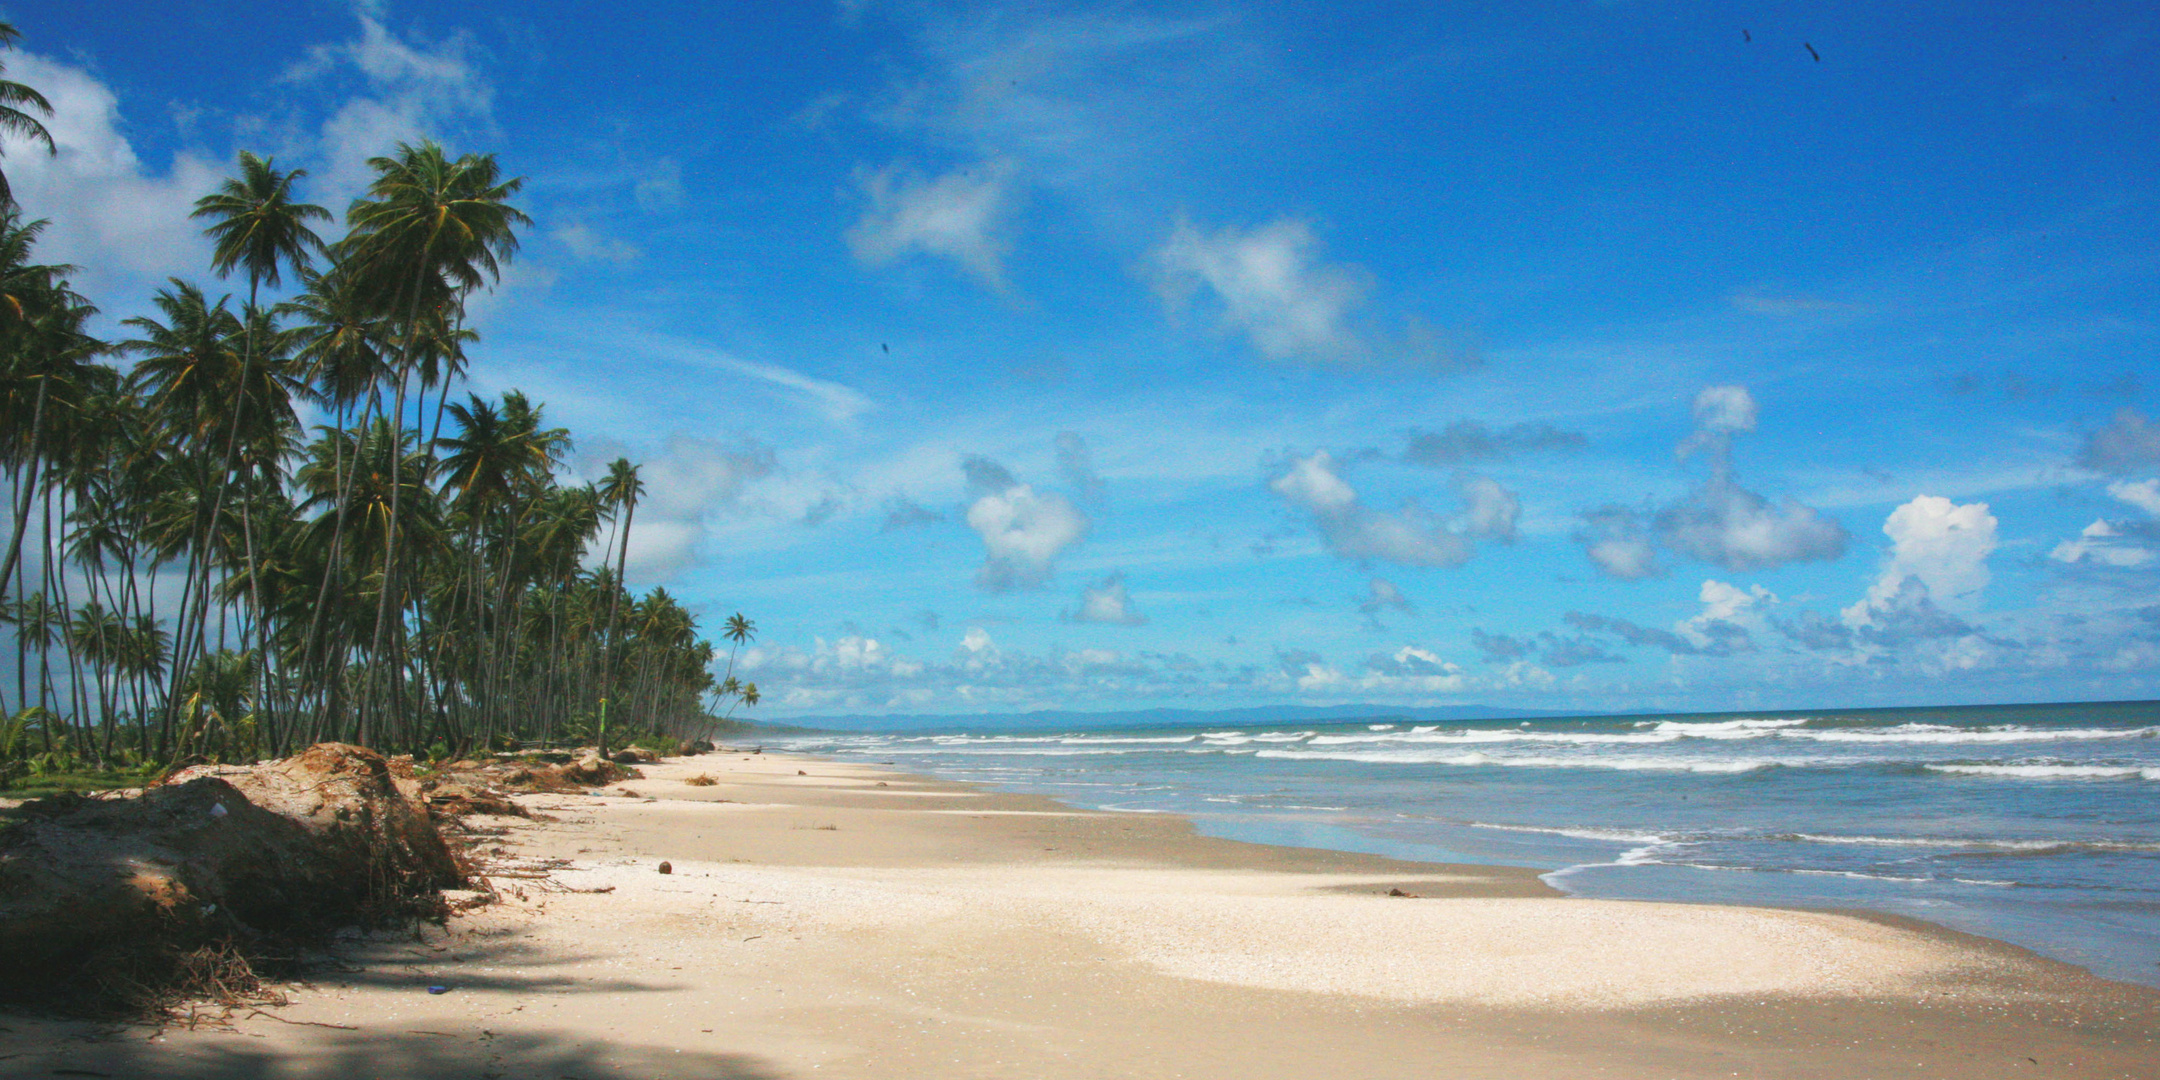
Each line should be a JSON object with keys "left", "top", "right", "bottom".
{"left": 6, "top": 750, "right": 2156, "bottom": 1079}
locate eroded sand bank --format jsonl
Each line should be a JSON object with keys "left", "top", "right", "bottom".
{"left": 6, "top": 751, "right": 2155, "bottom": 1078}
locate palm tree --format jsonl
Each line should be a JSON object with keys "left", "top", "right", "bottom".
{"left": 120, "top": 280, "right": 247, "bottom": 740}
{"left": 337, "top": 141, "right": 528, "bottom": 740}
{"left": 0, "top": 22, "right": 55, "bottom": 210}
{"left": 192, "top": 152, "right": 325, "bottom": 737}
{"left": 192, "top": 153, "right": 328, "bottom": 316}
{"left": 0, "top": 210, "right": 90, "bottom": 608}
{"left": 594, "top": 458, "right": 642, "bottom": 756}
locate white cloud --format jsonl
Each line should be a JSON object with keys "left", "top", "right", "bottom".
{"left": 1152, "top": 217, "right": 1368, "bottom": 363}
{"left": 282, "top": 13, "right": 495, "bottom": 199}
{"left": 2107, "top": 478, "right": 2160, "bottom": 517}
{"left": 1658, "top": 480, "right": 1849, "bottom": 571}
{"left": 1681, "top": 580, "right": 1775, "bottom": 650}
{"left": 2045, "top": 479, "right": 2160, "bottom": 571}
{"left": 1680, "top": 385, "right": 1758, "bottom": 457}
{"left": 2050, "top": 519, "right": 2156, "bottom": 569}
{"left": 1845, "top": 495, "right": 1998, "bottom": 627}
{"left": 1269, "top": 451, "right": 1473, "bottom": 568}
{"left": 1455, "top": 473, "right": 1520, "bottom": 543}
{"left": 1066, "top": 573, "right": 1146, "bottom": 625}
{"left": 553, "top": 222, "right": 640, "bottom": 264}
{"left": 2, "top": 53, "right": 220, "bottom": 299}
{"left": 1269, "top": 451, "right": 1359, "bottom": 515}
{"left": 966, "top": 483, "right": 1090, "bottom": 591}
{"left": 1576, "top": 506, "right": 1663, "bottom": 580}
{"left": 1656, "top": 385, "right": 1847, "bottom": 572}
{"left": 846, "top": 159, "right": 1018, "bottom": 290}
{"left": 1299, "top": 646, "right": 1469, "bottom": 694}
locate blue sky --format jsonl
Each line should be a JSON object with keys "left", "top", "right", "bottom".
{"left": 10, "top": 0, "right": 2160, "bottom": 717}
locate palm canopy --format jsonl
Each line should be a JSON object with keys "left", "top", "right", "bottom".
{"left": 0, "top": 210, "right": 78, "bottom": 329}
{"left": 0, "top": 22, "right": 55, "bottom": 210}
{"left": 339, "top": 141, "right": 530, "bottom": 321}
{"left": 597, "top": 457, "right": 645, "bottom": 515}
{"left": 439, "top": 390, "right": 570, "bottom": 513}
{"left": 118, "top": 279, "right": 245, "bottom": 440}
{"left": 191, "top": 151, "right": 329, "bottom": 298}
{"left": 279, "top": 265, "right": 391, "bottom": 416}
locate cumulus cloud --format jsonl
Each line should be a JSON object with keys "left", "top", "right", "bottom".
{"left": 1565, "top": 582, "right": 1773, "bottom": 660}
{"left": 845, "top": 159, "right": 1018, "bottom": 290}
{"left": 1152, "top": 216, "right": 1371, "bottom": 363}
{"left": 1470, "top": 628, "right": 1532, "bottom": 663}
{"left": 1654, "top": 387, "right": 1847, "bottom": 572}
{"left": 1065, "top": 573, "right": 1146, "bottom": 625}
{"left": 1677, "top": 384, "right": 1758, "bottom": 461}
{"left": 1845, "top": 495, "right": 1998, "bottom": 628}
{"left": 1574, "top": 387, "right": 1842, "bottom": 578}
{"left": 1678, "top": 580, "right": 1774, "bottom": 653}
{"left": 2, "top": 53, "right": 220, "bottom": 299}
{"left": 1538, "top": 635, "right": 1628, "bottom": 668}
{"left": 1268, "top": 451, "right": 1473, "bottom": 567}
{"left": 966, "top": 482, "right": 1089, "bottom": 592}
{"left": 1454, "top": 473, "right": 1519, "bottom": 543}
{"left": 1774, "top": 609, "right": 1855, "bottom": 651}
{"left": 2049, "top": 478, "right": 2160, "bottom": 571}
{"left": 1398, "top": 420, "right": 1585, "bottom": 467}
{"left": 2078, "top": 409, "right": 2160, "bottom": 474}
{"left": 1846, "top": 579, "right": 1978, "bottom": 647}
{"left": 1575, "top": 505, "right": 1663, "bottom": 580}
{"left": 1656, "top": 481, "right": 1847, "bottom": 572}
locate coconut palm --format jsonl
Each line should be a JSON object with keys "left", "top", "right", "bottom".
{"left": 192, "top": 152, "right": 325, "bottom": 736}
{"left": 0, "top": 211, "right": 92, "bottom": 608}
{"left": 0, "top": 22, "right": 55, "bottom": 210}
{"left": 192, "top": 153, "right": 328, "bottom": 314}
{"left": 337, "top": 141, "right": 528, "bottom": 739}
{"left": 593, "top": 458, "right": 643, "bottom": 755}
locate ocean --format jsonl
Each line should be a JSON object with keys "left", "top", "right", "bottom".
{"left": 776, "top": 700, "right": 2160, "bottom": 989}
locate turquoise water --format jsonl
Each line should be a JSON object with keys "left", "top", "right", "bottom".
{"left": 778, "top": 701, "right": 2160, "bottom": 988}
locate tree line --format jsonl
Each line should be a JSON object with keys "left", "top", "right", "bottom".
{"left": 0, "top": 22, "right": 758, "bottom": 781}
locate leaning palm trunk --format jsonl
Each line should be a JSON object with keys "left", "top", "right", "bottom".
{"left": 0, "top": 373, "right": 47, "bottom": 606}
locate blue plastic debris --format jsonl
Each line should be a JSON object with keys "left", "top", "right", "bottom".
{"left": 427, "top": 985, "right": 449, "bottom": 995}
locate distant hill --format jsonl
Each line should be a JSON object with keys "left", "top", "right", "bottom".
{"left": 770, "top": 703, "right": 1578, "bottom": 733}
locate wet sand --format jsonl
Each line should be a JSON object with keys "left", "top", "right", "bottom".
{"left": 5, "top": 751, "right": 2155, "bottom": 1078}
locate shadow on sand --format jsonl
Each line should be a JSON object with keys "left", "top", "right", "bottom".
{"left": 0, "top": 1023, "right": 790, "bottom": 1080}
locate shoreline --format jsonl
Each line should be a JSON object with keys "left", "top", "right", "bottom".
{"left": 5, "top": 748, "right": 2155, "bottom": 1078}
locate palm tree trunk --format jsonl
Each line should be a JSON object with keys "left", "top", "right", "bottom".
{"left": 0, "top": 374, "right": 48, "bottom": 605}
